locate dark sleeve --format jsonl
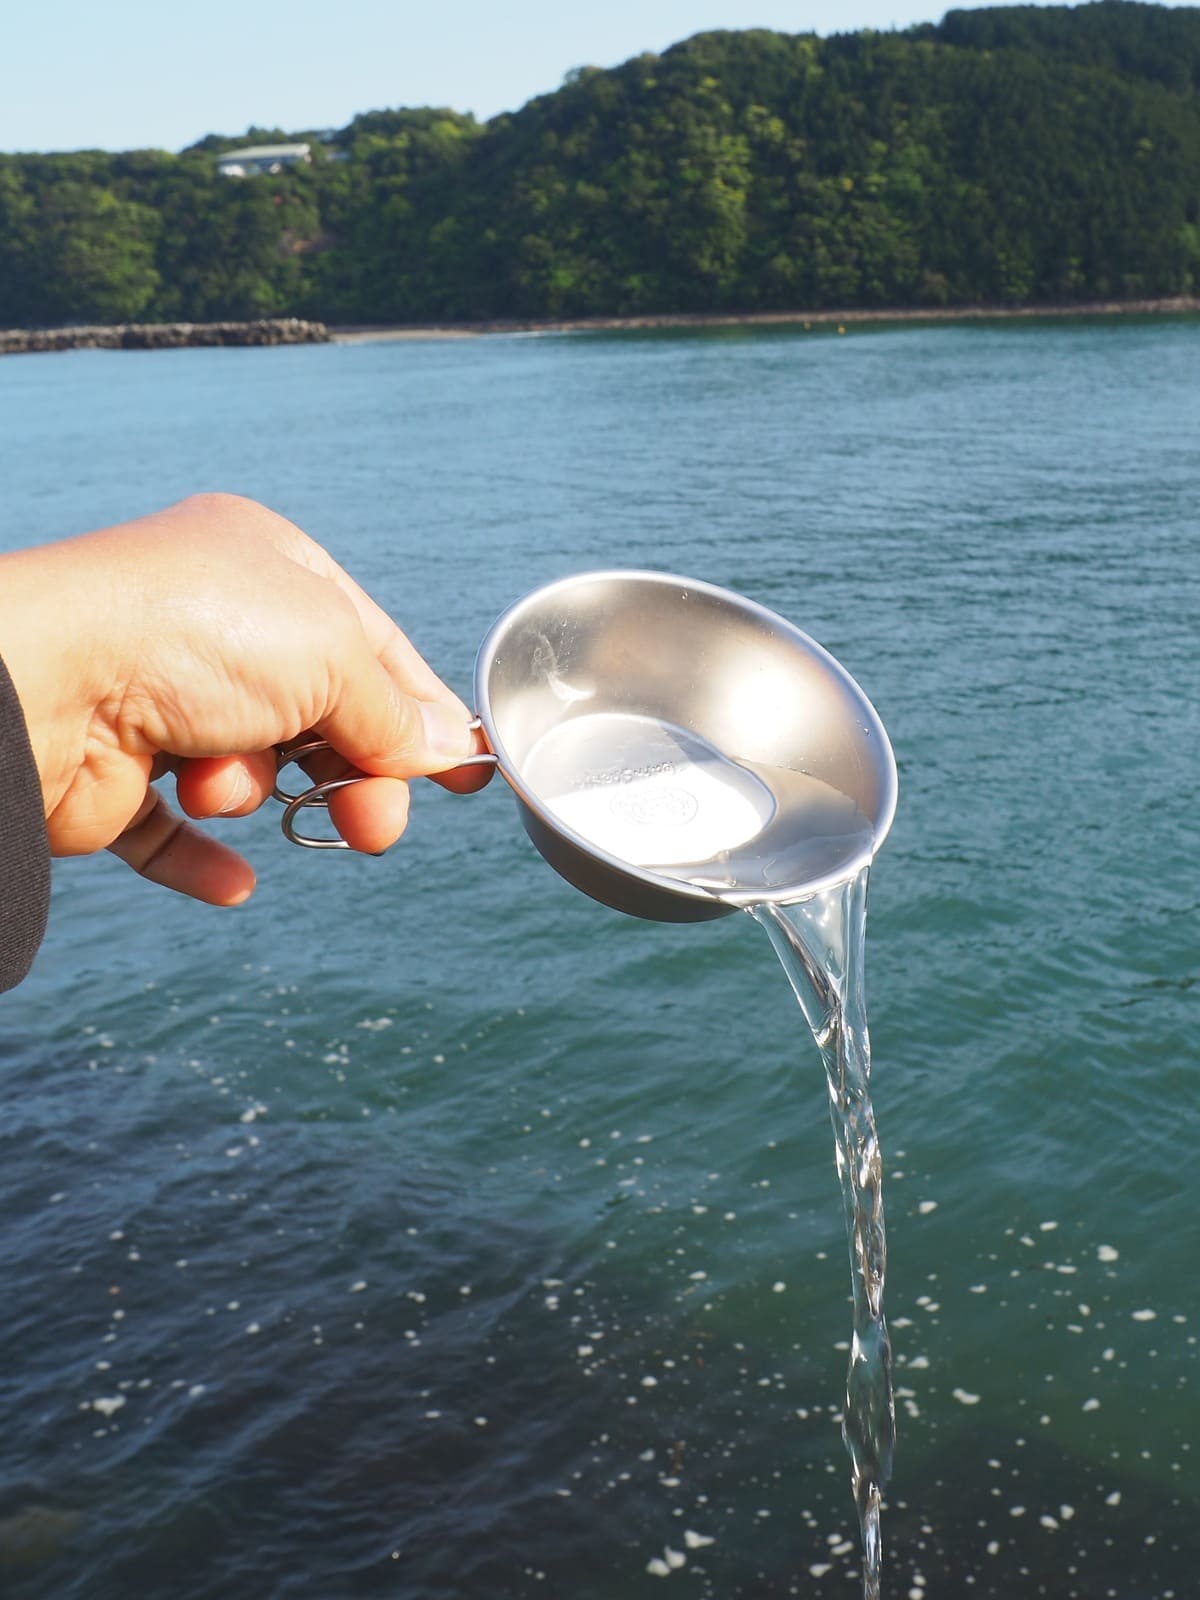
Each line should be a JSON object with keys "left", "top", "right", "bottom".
{"left": 0, "top": 654, "right": 50, "bottom": 992}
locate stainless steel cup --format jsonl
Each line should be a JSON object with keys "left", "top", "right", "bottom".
{"left": 278, "top": 570, "right": 897, "bottom": 922}
{"left": 472, "top": 571, "right": 897, "bottom": 921}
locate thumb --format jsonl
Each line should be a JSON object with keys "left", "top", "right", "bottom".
{"left": 318, "top": 651, "right": 474, "bottom": 779}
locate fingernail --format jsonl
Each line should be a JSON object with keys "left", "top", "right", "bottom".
{"left": 419, "top": 701, "right": 471, "bottom": 762}
{"left": 217, "top": 770, "right": 253, "bottom": 815}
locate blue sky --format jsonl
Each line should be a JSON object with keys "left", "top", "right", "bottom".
{"left": 3, "top": 1, "right": 1192, "bottom": 154}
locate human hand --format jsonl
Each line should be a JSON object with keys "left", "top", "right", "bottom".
{"left": 0, "top": 494, "right": 490, "bottom": 905}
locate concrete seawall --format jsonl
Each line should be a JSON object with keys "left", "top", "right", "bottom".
{"left": 0, "top": 318, "right": 330, "bottom": 355}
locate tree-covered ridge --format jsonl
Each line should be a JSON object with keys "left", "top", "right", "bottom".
{"left": 921, "top": 2, "right": 1200, "bottom": 92}
{"left": 2, "top": 2, "right": 1199, "bottom": 325}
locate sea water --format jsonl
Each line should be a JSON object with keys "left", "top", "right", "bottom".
{"left": 527, "top": 710, "right": 876, "bottom": 898}
{"left": 3, "top": 322, "right": 1197, "bottom": 1600}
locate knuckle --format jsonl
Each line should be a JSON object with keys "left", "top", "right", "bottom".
{"left": 175, "top": 490, "right": 259, "bottom": 521}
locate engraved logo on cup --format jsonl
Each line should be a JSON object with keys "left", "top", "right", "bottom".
{"left": 573, "top": 760, "right": 677, "bottom": 789}
{"left": 609, "top": 785, "right": 699, "bottom": 829}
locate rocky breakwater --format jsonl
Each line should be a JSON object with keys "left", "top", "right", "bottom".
{"left": 0, "top": 318, "right": 330, "bottom": 355}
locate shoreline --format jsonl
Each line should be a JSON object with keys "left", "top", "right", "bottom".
{"left": 330, "top": 296, "right": 1200, "bottom": 341}
{"left": 2, "top": 298, "right": 1197, "bottom": 356}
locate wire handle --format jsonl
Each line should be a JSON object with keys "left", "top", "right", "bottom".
{"left": 275, "top": 719, "right": 498, "bottom": 849}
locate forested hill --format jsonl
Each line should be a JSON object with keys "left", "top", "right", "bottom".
{"left": 3, "top": 1, "right": 1200, "bottom": 326}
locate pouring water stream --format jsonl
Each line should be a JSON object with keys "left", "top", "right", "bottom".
{"left": 751, "top": 871, "right": 894, "bottom": 1599}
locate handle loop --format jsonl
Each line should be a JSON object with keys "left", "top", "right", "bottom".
{"left": 275, "top": 719, "right": 497, "bottom": 850}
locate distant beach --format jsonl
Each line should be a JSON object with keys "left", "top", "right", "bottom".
{"left": 2, "top": 298, "right": 1198, "bottom": 357}
{"left": 331, "top": 296, "right": 1200, "bottom": 342}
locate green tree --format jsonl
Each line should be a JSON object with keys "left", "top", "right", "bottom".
{"left": 33, "top": 181, "right": 160, "bottom": 323}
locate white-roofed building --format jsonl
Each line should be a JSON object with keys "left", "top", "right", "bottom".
{"left": 216, "top": 143, "right": 312, "bottom": 178}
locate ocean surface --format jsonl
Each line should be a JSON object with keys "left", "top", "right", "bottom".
{"left": 0, "top": 319, "right": 1196, "bottom": 1599}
